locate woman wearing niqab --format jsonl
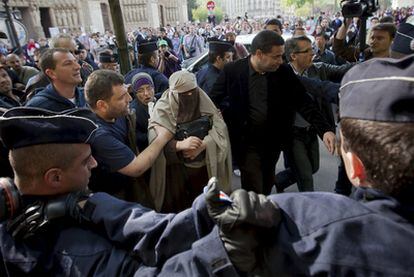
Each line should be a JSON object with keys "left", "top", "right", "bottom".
{"left": 148, "top": 71, "right": 232, "bottom": 212}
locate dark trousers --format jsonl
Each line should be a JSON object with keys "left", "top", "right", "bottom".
{"left": 240, "top": 144, "right": 281, "bottom": 195}
{"left": 276, "top": 127, "right": 319, "bottom": 192}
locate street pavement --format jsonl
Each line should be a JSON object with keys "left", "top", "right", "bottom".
{"left": 231, "top": 139, "right": 339, "bottom": 193}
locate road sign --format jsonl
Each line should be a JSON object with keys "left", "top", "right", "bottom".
{"left": 207, "top": 1, "right": 215, "bottom": 10}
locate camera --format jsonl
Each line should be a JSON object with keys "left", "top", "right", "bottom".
{"left": 341, "top": 0, "right": 378, "bottom": 18}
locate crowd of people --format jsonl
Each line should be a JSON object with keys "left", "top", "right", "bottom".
{"left": 0, "top": 4, "right": 413, "bottom": 276}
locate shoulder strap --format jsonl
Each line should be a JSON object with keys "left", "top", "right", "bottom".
{"left": 126, "top": 111, "right": 139, "bottom": 155}
{"left": 190, "top": 35, "right": 197, "bottom": 48}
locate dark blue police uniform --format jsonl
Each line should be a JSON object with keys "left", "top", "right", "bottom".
{"left": 196, "top": 63, "right": 221, "bottom": 95}
{"left": 0, "top": 193, "right": 238, "bottom": 276}
{"left": 25, "top": 84, "right": 86, "bottom": 112}
{"left": 255, "top": 188, "right": 414, "bottom": 275}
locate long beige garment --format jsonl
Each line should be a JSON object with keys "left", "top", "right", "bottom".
{"left": 148, "top": 88, "right": 232, "bottom": 211}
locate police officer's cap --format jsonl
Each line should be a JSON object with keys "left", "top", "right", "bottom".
{"left": 0, "top": 107, "right": 98, "bottom": 150}
{"left": 208, "top": 38, "right": 233, "bottom": 53}
{"left": 392, "top": 22, "right": 414, "bottom": 55}
{"left": 138, "top": 40, "right": 158, "bottom": 54}
{"left": 99, "top": 52, "right": 118, "bottom": 63}
{"left": 339, "top": 54, "right": 414, "bottom": 123}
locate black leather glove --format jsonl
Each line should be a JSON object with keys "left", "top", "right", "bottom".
{"left": 7, "top": 190, "right": 91, "bottom": 239}
{"left": 205, "top": 178, "right": 280, "bottom": 273}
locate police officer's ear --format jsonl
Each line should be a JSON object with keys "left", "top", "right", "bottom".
{"left": 44, "top": 168, "right": 63, "bottom": 189}
{"left": 343, "top": 151, "right": 367, "bottom": 187}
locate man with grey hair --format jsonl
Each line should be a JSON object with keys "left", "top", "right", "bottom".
{"left": 276, "top": 35, "right": 352, "bottom": 192}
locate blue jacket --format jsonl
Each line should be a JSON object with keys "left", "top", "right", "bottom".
{"left": 25, "top": 84, "right": 87, "bottom": 112}
{"left": 258, "top": 188, "right": 414, "bottom": 276}
{"left": 196, "top": 63, "right": 221, "bottom": 95}
{"left": 0, "top": 193, "right": 238, "bottom": 276}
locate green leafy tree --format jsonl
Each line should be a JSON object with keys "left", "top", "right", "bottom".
{"left": 192, "top": 5, "right": 223, "bottom": 23}
{"left": 285, "top": 0, "right": 313, "bottom": 8}
{"left": 188, "top": 0, "right": 198, "bottom": 21}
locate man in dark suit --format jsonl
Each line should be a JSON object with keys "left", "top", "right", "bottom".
{"left": 210, "top": 30, "right": 336, "bottom": 194}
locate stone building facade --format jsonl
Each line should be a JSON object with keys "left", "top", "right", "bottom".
{"left": 222, "top": 0, "right": 282, "bottom": 20}
{"left": 3, "top": 0, "right": 188, "bottom": 39}
{"left": 392, "top": 0, "right": 413, "bottom": 8}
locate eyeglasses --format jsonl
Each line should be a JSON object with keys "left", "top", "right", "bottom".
{"left": 294, "top": 48, "right": 313, "bottom": 54}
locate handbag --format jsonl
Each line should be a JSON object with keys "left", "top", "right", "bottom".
{"left": 175, "top": 115, "right": 212, "bottom": 141}
{"left": 175, "top": 115, "right": 212, "bottom": 163}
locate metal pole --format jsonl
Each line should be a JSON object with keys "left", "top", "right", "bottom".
{"left": 107, "top": 0, "right": 131, "bottom": 75}
{"left": 2, "top": 0, "right": 21, "bottom": 49}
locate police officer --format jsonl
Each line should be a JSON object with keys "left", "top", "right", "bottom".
{"left": 0, "top": 107, "right": 276, "bottom": 276}
{"left": 207, "top": 54, "right": 414, "bottom": 275}
{"left": 196, "top": 39, "right": 234, "bottom": 95}
{"left": 98, "top": 51, "right": 119, "bottom": 72}
{"left": 125, "top": 40, "right": 169, "bottom": 98}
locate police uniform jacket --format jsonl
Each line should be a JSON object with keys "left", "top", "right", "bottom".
{"left": 196, "top": 63, "right": 221, "bottom": 95}
{"left": 210, "top": 57, "right": 335, "bottom": 164}
{"left": 257, "top": 187, "right": 414, "bottom": 276}
{"left": 0, "top": 193, "right": 238, "bottom": 276}
{"left": 25, "top": 84, "right": 87, "bottom": 112}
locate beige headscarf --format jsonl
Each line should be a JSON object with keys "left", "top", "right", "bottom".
{"left": 148, "top": 71, "right": 232, "bottom": 211}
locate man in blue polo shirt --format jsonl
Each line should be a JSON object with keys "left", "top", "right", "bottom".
{"left": 85, "top": 69, "right": 172, "bottom": 207}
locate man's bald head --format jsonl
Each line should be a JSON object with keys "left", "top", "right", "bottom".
{"left": 6, "top": 54, "right": 22, "bottom": 71}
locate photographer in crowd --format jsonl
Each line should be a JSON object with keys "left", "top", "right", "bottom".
{"left": 157, "top": 39, "right": 181, "bottom": 78}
